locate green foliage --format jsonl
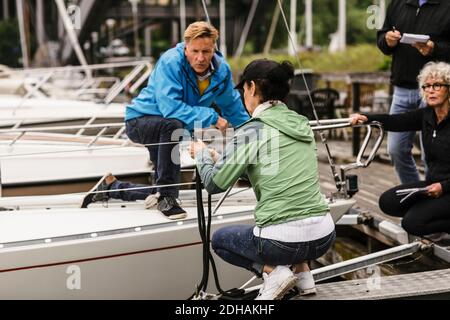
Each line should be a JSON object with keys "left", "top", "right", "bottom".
{"left": 347, "top": 8, "right": 377, "bottom": 45}
{"left": 265, "top": 0, "right": 382, "bottom": 49}
{"left": 0, "top": 19, "right": 21, "bottom": 67}
{"left": 229, "top": 44, "right": 389, "bottom": 74}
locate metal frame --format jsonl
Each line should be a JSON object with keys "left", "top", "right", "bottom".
{"left": 433, "top": 245, "right": 450, "bottom": 264}
{"left": 242, "top": 242, "right": 425, "bottom": 297}
{"left": 9, "top": 61, "right": 153, "bottom": 107}
{"left": 311, "top": 242, "right": 424, "bottom": 282}
{"left": 0, "top": 122, "right": 127, "bottom": 147}
{"left": 309, "top": 119, "right": 385, "bottom": 198}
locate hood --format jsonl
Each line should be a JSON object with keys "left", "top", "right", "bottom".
{"left": 255, "top": 104, "right": 314, "bottom": 142}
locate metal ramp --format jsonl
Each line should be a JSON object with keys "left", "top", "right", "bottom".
{"left": 336, "top": 206, "right": 450, "bottom": 265}
{"left": 310, "top": 242, "right": 424, "bottom": 282}
{"left": 298, "top": 268, "right": 450, "bottom": 300}
{"left": 434, "top": 244, "right": 450, "bottom": 264}
{"left": 240, "top": 238, "right": 450, "bottom": 300}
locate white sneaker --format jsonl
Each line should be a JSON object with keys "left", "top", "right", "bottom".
{"left": 255, "top": 266, "right": 297, "bottom": 300}
{"left": 295, "top": 271, "right": 317, "bottom": 296}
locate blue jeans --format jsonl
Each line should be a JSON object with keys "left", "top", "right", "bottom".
{"left": 387, "top": 86, "right": 425, "bottom": 184}
{"left": 111, "top": 115, "right": 184, "bottom": 200}
{"left": 211, "top": 224, "right": 336, "bottom": 277}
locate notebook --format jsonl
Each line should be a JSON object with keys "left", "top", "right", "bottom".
{"left": 400, "top": 33, "right": 430, "bottom": 44}
{"left": 396, "top": 187, "right": 428, "bottom": 203}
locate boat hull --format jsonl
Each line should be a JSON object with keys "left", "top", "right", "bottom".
{"left": 0, "top": 192, "right": 355, "bottom": 299}
{"left": 0, "top": 207, "right": 257, "bottom": 299}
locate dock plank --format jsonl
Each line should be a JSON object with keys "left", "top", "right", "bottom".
{"left": 298, "top": 268, "right": 450, "bottom": 300}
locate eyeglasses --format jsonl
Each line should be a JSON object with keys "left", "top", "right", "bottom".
{"left": 421, "top": 83, "right": 449, "bottom": 91}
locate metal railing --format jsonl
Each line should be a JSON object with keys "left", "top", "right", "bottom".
{"left": 309, "top": 119, "right": 385, "bottom": 198}
{"left": 0, "top": 122, "right": 127, "bottom": 148}
{"left": 9, "top": 60, "right": 153, "bottom": 109}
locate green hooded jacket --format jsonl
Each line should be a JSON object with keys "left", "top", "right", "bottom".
{"left": 195, "top": 102, "right": 329, "bottom": 227}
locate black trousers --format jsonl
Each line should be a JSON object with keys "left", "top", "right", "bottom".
{"left": 124, "top": 115, "right": 184, "bottom": 198}
{"left": 379, "top": 181, "right": 450, "bottom": 236}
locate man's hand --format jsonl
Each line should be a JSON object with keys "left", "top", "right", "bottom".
{"left": 215, "top": 116, "right": 229, "bottom": 133}
{"left": 427, "top": 183, "right": 443, "bottom": 198}
{"left": 349, "top": 114, "right": 368, "bottom": 125}
{"left": 412, "top": 40, "right": 434, "bottom": 56}
{"left": 385, "top": 30, "right": 402, "bottom": 48}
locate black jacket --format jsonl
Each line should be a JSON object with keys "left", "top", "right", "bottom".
{"left": 367, "top": 107, "right": 450, "bottom": 193}
{"left": 377, "top": 0, "right": 450, "bottom": 89}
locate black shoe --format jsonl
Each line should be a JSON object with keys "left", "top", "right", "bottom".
{"left": 157, "top": 196, "right": 187, "bottom": 220}
{"left": 80, "top": 173, "right": 113, "bottom": 208}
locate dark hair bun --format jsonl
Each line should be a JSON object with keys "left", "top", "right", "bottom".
{"left": 267, "top": 60, "right": 294, "bottom": 83}
{"left": 280, "top": 61, "right": 294, "bottom": 79}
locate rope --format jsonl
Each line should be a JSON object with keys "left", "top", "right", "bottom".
{"left": 189, "top": 169, "right": 257, "bottom": 300}
{"left": 201, "top": 0, "right": 212, "bottom": 25}
{"left": 276, "top": 0, "right": 342, "bottom": 190}
{"left": 63, "top": 182, "right": 197, "bottom": 197}
{"left": 0, "top": 136, "right": 232, "bottom": 159}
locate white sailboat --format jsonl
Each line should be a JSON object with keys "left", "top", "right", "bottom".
{"left": 0, "top": 123, "right": 199, "bottom": 196}
{"left": 0, "top": 119, "right": 381, "bottom": 299}
{"left": 0, "top": 61, "right": 152, "bottom": 127}
{"left": 0, "top": 188, "right": 355, "bottom": 300}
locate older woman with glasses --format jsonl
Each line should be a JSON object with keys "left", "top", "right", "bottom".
{"left": 350, "top": 61, "right": 450, "bottom": 242}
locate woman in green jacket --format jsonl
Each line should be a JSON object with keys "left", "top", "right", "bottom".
{"left": 190, "top": 59, "right": 335, "bottom": 300}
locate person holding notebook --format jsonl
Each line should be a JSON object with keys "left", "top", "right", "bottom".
{"left": 377, "top": 0, "right": 450, "bottom": 184}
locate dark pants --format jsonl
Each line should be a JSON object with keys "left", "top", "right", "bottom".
{"left": 379, "top": 181, "right": 450, "bottom": 236}
{"left": 108, "top": 180, "right": 153, "bottom": 202}
{"left": 211, "top": 224, "right": 336, "bottom": 277}
{"left": 111, "top": 115, "right": 184, "bottom": 200}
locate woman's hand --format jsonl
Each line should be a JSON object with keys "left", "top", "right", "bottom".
{"left": 349, "top": 114, "right": 368, "bottom": 125}
{"left": 188, "top": 139, "right": 220, "bottom": 162}
{"left": 427, "top": 183, "right": 443, "bottom": 198}
{"left": 188, "top": 139, "right": 207, "bottom": 158}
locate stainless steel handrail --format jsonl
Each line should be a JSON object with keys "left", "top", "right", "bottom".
{"left": 0, "top": 123, "right": 126, "bottom": 147}
{"left": 310, "top": 119, "right": 385, "bottom": 197}
{"left": 12, "top": 60, "right": 151, "bottom": 75}
{"left": 10, "top": 60, "right": 153, "bottom": 108}
{"left": 0, "top": 123, "right": 125, "bottom": 134}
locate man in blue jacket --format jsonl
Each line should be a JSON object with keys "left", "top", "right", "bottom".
{"left": 81, "top": 22, "right": 249, "bottom": 219}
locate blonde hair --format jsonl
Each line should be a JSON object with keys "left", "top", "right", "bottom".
{"left": 184, "top": 21, "right": 219, "bottom": 43}
{"left": 418, "top": 62, "right": 450, "bottom": 100}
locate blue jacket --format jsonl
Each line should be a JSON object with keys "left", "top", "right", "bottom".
{"left": 125, "top": 43, "right": 249, "bottom": 131}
